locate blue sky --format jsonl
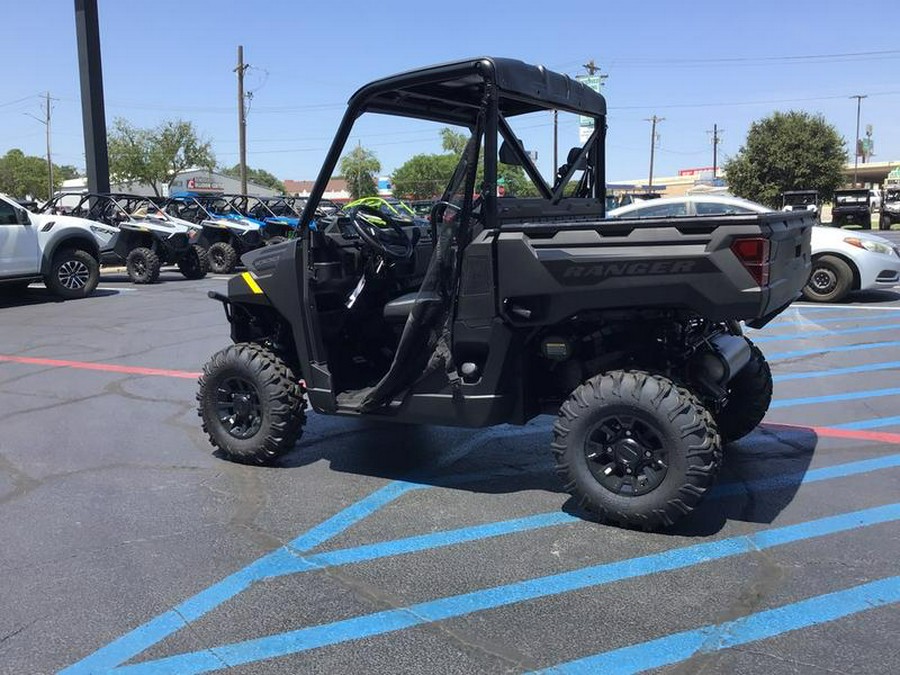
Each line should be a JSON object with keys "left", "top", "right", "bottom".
{"left": 3, "top": 1, "right": 898, "bottom": 185}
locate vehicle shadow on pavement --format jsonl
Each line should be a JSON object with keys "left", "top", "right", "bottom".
{"left": 844, "top": 289, "right": 900, "bottom": 304}
{"left": 260, "top": 416, "right": 818, "bottom": 537}
{"left": 670, "top": 424, "right": 818, "bottom": 537}
{"left": 0, "top": 287, "right": 121, "bottom": 308}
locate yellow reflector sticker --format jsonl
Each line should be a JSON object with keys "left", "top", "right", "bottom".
{"left": 241, "top": 272, "right": 263, "bottom": 294}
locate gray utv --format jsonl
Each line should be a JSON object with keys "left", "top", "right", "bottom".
{"left": 197, "top": 57, "right": 813, "bottom": 530}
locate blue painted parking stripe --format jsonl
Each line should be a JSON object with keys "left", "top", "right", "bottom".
{"left": 773, "top": 360, "right": 900, "bottom": 382}
{"left": 65, "top": 447, "right": 900, "bottom": 672}
{"left": 834, "top": 415, "right": 900, "bottom": 430}
{"left": 531, "top": 575, "right": 900, "bottom": 674}
{"left": 767, "top": 340, "right": 900, "bottom": 362}
{"left": 60, "top": 480, "right": 425, "bottom": 675}
{"left": 752, "top": 321, "right": 900, "bottom": 344}
{"left": 760, "top": 310, "right": 899, "bottom": 330}
{"left": 711, "top": 454, "right": 900, "bottom": 498}
{"left": 110, "top": 504, "right": 900, "bottom": 674}
{"left": 770, "top": 387, "right": 900, "bottom": 409}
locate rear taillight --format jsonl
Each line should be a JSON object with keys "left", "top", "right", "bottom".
{"left": 731, "top": 237, "right": 771, "bottom": 287}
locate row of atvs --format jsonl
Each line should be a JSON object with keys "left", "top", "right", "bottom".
{"left": 38, "top": 192, "right": 340, "bottom": 283}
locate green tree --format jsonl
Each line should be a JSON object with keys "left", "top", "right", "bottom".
{"left": 724, "top": 111, "right": 846, "bottom": 208}
{"left": 440, "top": 127, "right": 468, "bottom": 155}
{"left": 108, "top": 118, "right": 215, "bottom": 196}
{"left": 0, "top": 148, "right": 73, "bottom": 199}
{"left": 340, "top": 145, "right": 380, "bottom": 200}
{"left": 220, "top": 164, "right": 285, "bottom": 193}
{"left": 391, "top": 153, "right": 458, "bottom": 200}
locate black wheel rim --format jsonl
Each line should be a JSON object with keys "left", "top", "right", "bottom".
{"left": 57, "top": 260, "right": 90, "bottom": 290}
{"left": 132, "top": 256, "right": 146, "bottom": 275}
{"left": 585, "top": 413, "right": 668, "bottom": 496}
{"left": 215, "top": 377, "right": 263, "bottom": 439}
{"left": 809, "top": 267, "right": 836, "bottom": 294}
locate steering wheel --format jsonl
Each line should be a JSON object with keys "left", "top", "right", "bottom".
{"left": 348, "top": 204, "right": 414, "bottom": 261}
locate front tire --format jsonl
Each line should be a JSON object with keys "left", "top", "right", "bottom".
{"left": 552, "top": 371, "right": 722, "bottom": 530}
{"left": 126, "top": 247, "right": 161, "bottom": 284}
{"left": 802, "top": 254, "right": 853, "bottom": 303}
{"left": 46, "top": 248, "right": 100, "bottom": 299}
{"left": 715, "top": 339, "right": 772, "bottom": 443}
{"left": 207, "top": 242, "right": 238, "bottom": 274}
{"left": 197, "top": 343, "right": 306, "bottom": 465}
{"left": 178, "top": 244, "right": 209, "bottom": 279}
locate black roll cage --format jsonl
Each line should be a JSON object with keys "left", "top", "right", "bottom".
{"left": 298, "top": 57, "right": 608, "bottom": 234}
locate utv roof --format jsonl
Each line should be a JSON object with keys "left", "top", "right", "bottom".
{"left": 348, "top": 57, "right": 607, "bottom": 125}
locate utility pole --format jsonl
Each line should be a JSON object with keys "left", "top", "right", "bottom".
{"left": 25, "top": 93, "right": 58, "bottom": 200}
{"left": 553, "top": 109, "right": 558, "bottom": 175}
{"left": 708, "top": 124, "right": 723, "bottom": 179}
{"left": 236, "top": 45, "right": 249, "bottom": 195}
{"left": 645, "top": 115, "right": 664, "bottom": 187}
{"left": 850, "top": 94, "right": 867, "bottom": 186}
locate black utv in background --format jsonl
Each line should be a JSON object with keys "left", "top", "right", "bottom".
{"left": 831, "top": 188, "right": 871, "bottom": 228}
{"left": 197, "top": 57, "right": 813, "bottom": 530}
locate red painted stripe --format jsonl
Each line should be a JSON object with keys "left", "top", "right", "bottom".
{"left": 1, "top": 355, "right": 899, "bottom": 442}
{"left": 762, "top": 422, "right": 900, "bottom": 445}
{"left": 0, "top": 355, "right": 200, "bottom": 380}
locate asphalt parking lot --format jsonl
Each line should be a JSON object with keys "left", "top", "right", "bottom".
{"left": 2, "top": 246, "right": 900, "bottom": 674}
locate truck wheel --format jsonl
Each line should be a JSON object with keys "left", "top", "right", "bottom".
{"left": 207, "top": 242, "right": 237, "bottom": 274}
{"left": 715, "top": 339, "right": 772, "bottom": 444}
{"left": 126, "top": 247, "right": 161, "bottom": 284}
{"left": 802, "top": 254, "right": 852, "bottom": 303}
{"left": 178, "top": 244, "right": 209, "bottom": 279}
{"left": 197, "top": 343, "right": 307, "bottom": 465}
{"left": 552, "top": 371, "right": 722, "bottom": 530}
{"left": 46, "top": 248, "right": 99, "bottom": 299}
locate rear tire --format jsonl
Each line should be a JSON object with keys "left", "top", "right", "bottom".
{"left": 46, "top": 248, "right": 99, "bottom": 299}
{"left": 126, "top": 247, "right": 161, "bottom": 284}
{"left": 552, "top": 370, "right": 722, "bottom": 530}
{"left": 715, "top": 339, "right": 772, "bottom": 443}
{"left": 197, "top": 343, "right": 306, "bottom": 465}
{"left": 178, "top": 244, "right": 209, "bottom": 279}
{"left": 802, "top": 254, "right": 853, "bottom": 303}
{"left": 208, "top": 242, "right": 238, "bottom": 274}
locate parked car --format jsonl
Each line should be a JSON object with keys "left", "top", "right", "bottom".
{"left": 0, "top": 192, "right": 104, "bottom": 299}
{"left": 608, "top": 194, "right": 900, "bottom": 303}
{"left": 831, "top": 188, "right": 872, "bottom": 229}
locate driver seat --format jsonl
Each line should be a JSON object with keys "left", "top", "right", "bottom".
{"left": 383, "top": 290, "right": 442, "bottom": 322}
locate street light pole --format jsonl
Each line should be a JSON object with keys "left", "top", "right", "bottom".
{"left": 850, "top": 94, "right": 867, "bottom": 186}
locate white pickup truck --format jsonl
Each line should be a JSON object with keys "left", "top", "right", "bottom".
{"left": 0, "top": 193, "right": 112, "bottom": 299}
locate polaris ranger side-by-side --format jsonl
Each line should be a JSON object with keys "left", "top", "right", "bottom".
{"left": 197, "top": 57, "right": 813, "bottom": 529}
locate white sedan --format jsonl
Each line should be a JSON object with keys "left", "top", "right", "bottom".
{"left": 608, "top": 195, "right": 900, "bottom": 303}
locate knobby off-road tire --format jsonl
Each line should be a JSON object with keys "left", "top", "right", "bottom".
{"left": 126, "top": 247, "right": 161, "bottom": 284}
{"left": 552, "top": 370, "right": 722, "bottom": 530}
{"left": 715, "top": 339, "right": 772, "bottom": 444}
{"left": 802, "top": 254, "right": 853, "bottom": 303}
{"left": 207, "top": 242, "right": 238, "bottom": 274}
{"left": 178, "top": 244, "right": 209, "bottom": 280}
{"left": 197, "top": 343, "right": 306, "bottom": 465}
{"left": 46, "top": 248, "right": 100, "bottom": 299}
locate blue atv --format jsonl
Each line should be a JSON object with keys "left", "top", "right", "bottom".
{"left": 166, "top": 192, "right": 267, "bottom": 274}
